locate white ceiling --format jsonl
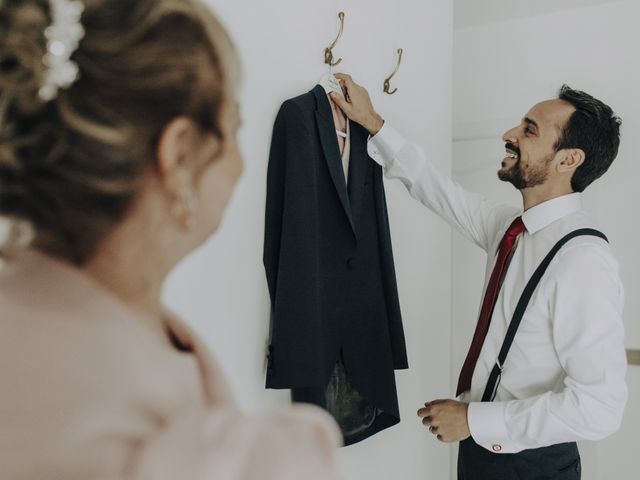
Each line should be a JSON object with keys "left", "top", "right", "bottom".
{"left": 455, "top": 0, "right": 626, "bottom": 28}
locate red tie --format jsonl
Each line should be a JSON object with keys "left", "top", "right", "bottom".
{"left": 456, "top": 216, "right": 526, "bottom": 396}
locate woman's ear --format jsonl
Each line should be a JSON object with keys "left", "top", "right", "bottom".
{"left": 155, "top": 117, "right": 199, "bottom": 196}
{"left": 557, "top": 148, "right": 585, "bottom": 174}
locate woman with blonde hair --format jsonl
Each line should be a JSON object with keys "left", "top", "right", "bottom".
{"left": 0, "top": 0, "right": 341, "bottom": 478}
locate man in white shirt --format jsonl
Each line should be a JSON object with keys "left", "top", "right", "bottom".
{"left": 329, "top": 75, "right": 627, "bottom": 479}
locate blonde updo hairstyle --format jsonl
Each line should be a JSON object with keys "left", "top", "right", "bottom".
{"left": 0, "top": 0, "right": 238, "bottom": 264}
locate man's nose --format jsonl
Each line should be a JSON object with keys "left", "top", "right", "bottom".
{"left": 502, "top": 127, "right": 518, "bottom": 143}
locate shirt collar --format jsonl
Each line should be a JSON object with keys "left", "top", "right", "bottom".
{"left": 521, "top": 193, "right": 583, "bottom": 234}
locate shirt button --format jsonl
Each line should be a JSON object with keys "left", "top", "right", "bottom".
{"left": 346, "top": 257, "right": 355, "bottom": 269}
{"left": 492, "top": 444, "right": 502, "bottom": 452}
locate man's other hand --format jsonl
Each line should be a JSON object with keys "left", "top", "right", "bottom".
{"left": 417, "top": 399, "right": 471, "bottom": 443}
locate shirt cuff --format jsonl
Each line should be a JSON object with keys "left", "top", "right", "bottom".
{"left": 367, "top": 123, "right": 407, "bottom": 168}
{"left": 467, "top": 401, "right": 513, "bottom": 454}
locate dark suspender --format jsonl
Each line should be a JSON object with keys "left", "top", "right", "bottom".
{"left": 481, "top": 228, "right": 609, "bottom": 402}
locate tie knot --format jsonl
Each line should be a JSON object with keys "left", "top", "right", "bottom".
{"left": 505, "top": 216, "right": 526, "bottom": 238}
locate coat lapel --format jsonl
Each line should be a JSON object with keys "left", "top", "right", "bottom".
{"left": 312, "top": 85, "right": 356, "bottom": 238}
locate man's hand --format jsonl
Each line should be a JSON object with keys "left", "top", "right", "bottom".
{"left": 417, "top": 399, "right": 471, "bottom": 443}
{"left": 329, "top": 73, "right": 384, "bottom": 136}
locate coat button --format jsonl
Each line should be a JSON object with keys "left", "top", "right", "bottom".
{"left": 346, "top": 257, "right": 355, "bottom": 269}
{"left": 491, "top": 444, "right": 502, "bottom": 452}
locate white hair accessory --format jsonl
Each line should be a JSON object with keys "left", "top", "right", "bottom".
{"left": 38, "top": 0, "right": 85, "bottom": 102}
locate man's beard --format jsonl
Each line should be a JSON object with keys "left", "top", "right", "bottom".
{"left": 498, "top": 153, "right": 552, "bottom": 190}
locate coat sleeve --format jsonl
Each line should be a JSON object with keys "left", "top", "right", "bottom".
{"left": 126, "top": 405, "right": 343, "bottom": 480}
{"left": 263, "top": 100, "right": 313, "bottom": 305}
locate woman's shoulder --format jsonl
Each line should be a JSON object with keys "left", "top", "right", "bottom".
{"left": 0, "top": 250, "right": 223, "bottom": 474}
{"left": 0, "top": 249, "right": 208, "bottom": 420}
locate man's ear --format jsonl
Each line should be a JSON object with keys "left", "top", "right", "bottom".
{"left": 155, "top": 117, "right": 198, "bottom": 196}
{"left": 557, "top": 148, "right": 585, "bottom": 174}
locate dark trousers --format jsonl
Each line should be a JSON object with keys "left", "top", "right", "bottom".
{"left": 458, "top": 437, "right": 581, "bottom": 480}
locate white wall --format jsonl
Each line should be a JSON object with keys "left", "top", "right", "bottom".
{"left": 454, "top": 0, "right": 626, "bottom": 28}
{"left": 453, "top": 1, "right": 640, "bottom": 479}
{"left": 163, "top": 1, "right": 454, "bottom": 479}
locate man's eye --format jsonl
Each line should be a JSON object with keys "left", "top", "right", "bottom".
{"left": 524, "top": 127, "right": 534, "bottom": 135}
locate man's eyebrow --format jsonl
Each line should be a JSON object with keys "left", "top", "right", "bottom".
{"left": 524, "top": 117, "right": 539, "bottom": 129}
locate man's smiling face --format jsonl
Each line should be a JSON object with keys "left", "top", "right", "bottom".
{"left": 500, "top": 99, "right": 576, "bottom": 190}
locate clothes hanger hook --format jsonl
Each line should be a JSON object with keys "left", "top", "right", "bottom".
{"left": 383, "top": 48, "right": 403, "bottom": 95}
{"left": 324, "top": 12, "right": 345, "bottom": 67}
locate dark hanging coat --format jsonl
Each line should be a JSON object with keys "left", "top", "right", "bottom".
{"left": 263, "top": 85, "right": 408, "bottom": 444}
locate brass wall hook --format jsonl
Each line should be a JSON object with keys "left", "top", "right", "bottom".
{"left": 383, "top": 48, "right": 403, "bottom": 95}
{"left": 324, "top": 12, "right": 345, "bottom": 67}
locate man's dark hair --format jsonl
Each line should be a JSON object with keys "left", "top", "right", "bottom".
{"left": 555, "top": 85, "right": 622, "bottom": 192}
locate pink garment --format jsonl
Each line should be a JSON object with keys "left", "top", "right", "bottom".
{"left": 328, "top": 93, "right": 351, "bottom": 182}
{"left": 0, "top": 249, "right": 342, "bottom": 480}
{"left": 328, "top": 94, "right": 348, "bottom": 153}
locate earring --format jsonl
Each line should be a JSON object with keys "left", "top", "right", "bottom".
{"left": 183, "top": 187, "right": 198, "bottom": 232}
{"left": 172, "top": 187, "right": 199, "bottom": 232}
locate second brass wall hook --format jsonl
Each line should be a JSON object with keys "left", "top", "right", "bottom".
{"left": 324, "top": 11, "right": 345, "bottom": 67}
{"left": 383, "top": 48, "right": 403, "bottom": 95}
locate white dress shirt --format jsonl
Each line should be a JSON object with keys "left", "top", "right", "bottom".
{"left": 368, "top": 123, "right": 628, "bottom": 454}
